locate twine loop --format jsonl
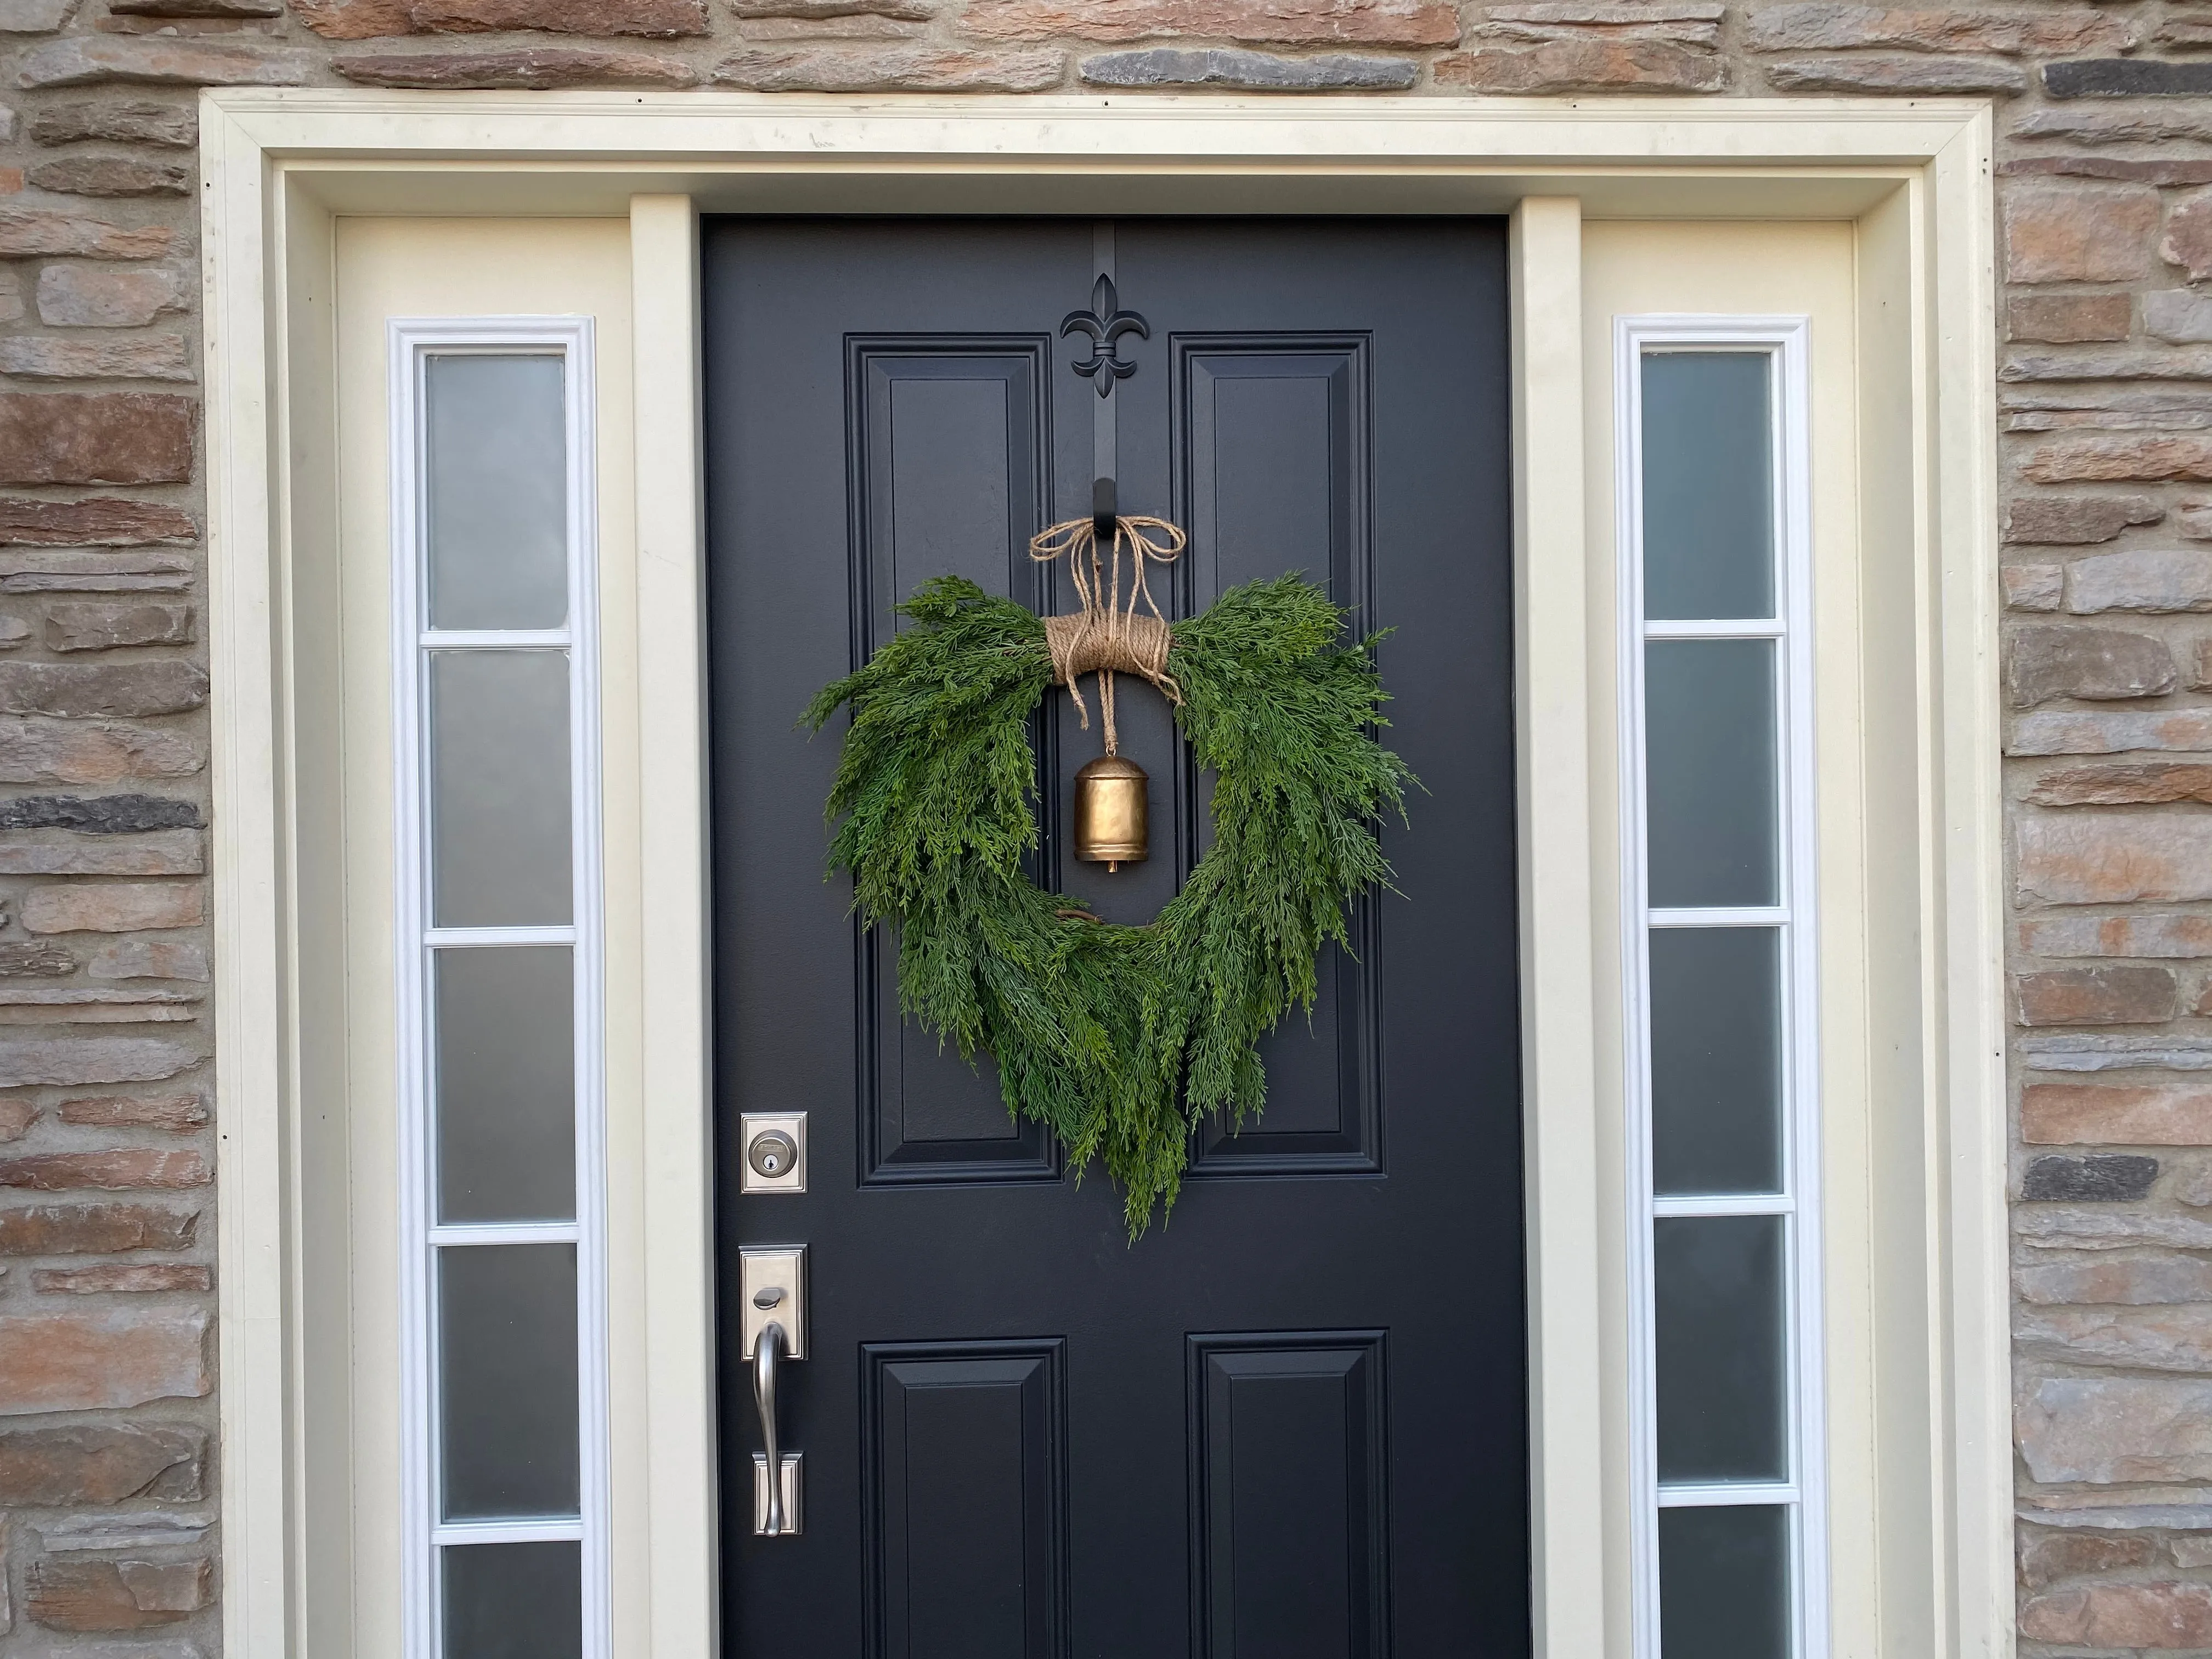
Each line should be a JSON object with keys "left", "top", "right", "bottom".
{"left": 1029, "top": 514, "right": 1187, "bottom": 755}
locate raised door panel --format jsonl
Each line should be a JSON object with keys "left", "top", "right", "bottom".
{"left": 1175, "top": 341, "right": 1381, "bottom": 1176}
{"left": 864, "top": 1341, "right": 1068, "bottom": 1659}
{"left": 1187, "top": 1331, "right": 1390, "bottom": 1659}
{"left": 848, "top": 343, "right": 1060, "bottom": 1186}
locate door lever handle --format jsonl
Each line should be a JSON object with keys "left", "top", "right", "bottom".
{"left": 740, "top": 1245, "right": 804, "bottom": 1535}
{"left": 753, "top": 1321, "right": 793, "bottom": 1536}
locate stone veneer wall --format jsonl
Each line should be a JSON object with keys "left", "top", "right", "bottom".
{"left": 0, "top": 0, "right": 2210, "bottom": 1651}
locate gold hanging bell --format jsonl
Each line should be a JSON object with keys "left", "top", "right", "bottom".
{"left": 1073, "top": 753, "right": 1148, "bottom": 872}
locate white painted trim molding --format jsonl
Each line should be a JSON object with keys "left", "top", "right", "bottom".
{"left": 200, "top": 91, "right": 2005, "bottom": 1659}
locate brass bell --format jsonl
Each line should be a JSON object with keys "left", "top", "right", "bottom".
{"left": 1073, "top": 753, "right": 1148, "bottom": 872}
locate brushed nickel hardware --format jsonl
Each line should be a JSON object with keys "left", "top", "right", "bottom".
{"left": 740, "top": 1113, "right": 807, "bottom": 1193}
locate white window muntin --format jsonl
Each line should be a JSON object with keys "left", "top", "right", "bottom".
{"left": 1616, "top": 315, "right": 1826, "bottom": 1659}
{"left": 390, "top": 317, "right": 610, "bottom": 1659}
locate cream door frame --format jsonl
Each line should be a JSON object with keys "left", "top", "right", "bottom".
{"left": 199, "top": 91, "right": 2004, "bottom": 1659}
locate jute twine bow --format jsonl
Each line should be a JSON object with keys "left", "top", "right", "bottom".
{"left": 1028, "top": 514, "right": 1187, "bottom": 756}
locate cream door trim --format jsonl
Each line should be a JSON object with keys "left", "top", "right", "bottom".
{"left": 199, "top": 92, "right": 2005, "bottom": 1659}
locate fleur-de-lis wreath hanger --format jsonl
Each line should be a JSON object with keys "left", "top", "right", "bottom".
{"left": 1062, "top": 273, "right": 1149, "bottom": 395}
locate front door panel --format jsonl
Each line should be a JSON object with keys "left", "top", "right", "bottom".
{"left": 704, "top": 218, "right": 1523, "bottom": 1657}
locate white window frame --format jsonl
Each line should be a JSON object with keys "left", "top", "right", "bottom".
{"left": 388, "top": 316, "right": 611, "bottom": 1659}
{"left": 1615, "top": 315, "right": 1827, "bottom": 1659}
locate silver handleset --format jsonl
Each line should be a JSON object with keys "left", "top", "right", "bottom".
{"left": 740, "top": 1245, "right": 806, "bottom": 1536}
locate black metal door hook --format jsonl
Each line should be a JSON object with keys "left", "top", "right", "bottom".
{"left": 1062, "top": 273, "right": 1148, "bottom": 396}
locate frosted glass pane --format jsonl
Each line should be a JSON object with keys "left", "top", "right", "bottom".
{"left": 435, "top": 947, "right": 574, "bottom": 1225}
{"left": 1659, "top": 1505, "right": 1791, "bottom": 1659}
{"left": 1655, "top": 1215, "right": 1787, "bottom": 1483}
{"left": 1651, "top": 927, "right": 1783, "bottom": 1197}
{"left": 1641, "top": 352, "right": 1774, "bottom": 622}
{"left": 1645, "top": 640, "right": 1778, "bottom": 909}
{"left": 430, "top": 650, "right": 571, "bottom": 928}
{"left": 439, "top": 1243, "right": 579, "bottom": 1520}
{"left": 426, "top": 354, "right": 568, "bottom": 631}
{"left": 444, "top": 1542, "right": 582, "bottom": 1659}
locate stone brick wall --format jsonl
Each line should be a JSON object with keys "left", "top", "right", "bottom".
{"left": 0, "top": 0, "right": 2207, "bottom": 1649}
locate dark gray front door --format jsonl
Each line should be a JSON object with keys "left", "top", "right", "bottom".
{"left": 703, "top": 218, "right": 1524, "bottom": 1658}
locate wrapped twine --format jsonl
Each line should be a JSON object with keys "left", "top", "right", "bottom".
{"left": 1028, "top": 513, "right": 1187, "bottom": 756}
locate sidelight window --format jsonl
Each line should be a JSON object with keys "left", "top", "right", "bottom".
{"left": 392, "top": 324, "right": 608, "bottom": 1659}
{"left": 1619, "top": 324, "right": 1826, "bottom": 1659}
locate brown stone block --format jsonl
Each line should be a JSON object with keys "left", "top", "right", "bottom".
{"left": 2008, "top": 293, "right": 2132, "bottom": 344}
{"left": 1764, "top": 52, "right": 2025, "bottom": 93}
{"left": 24, "top": 157, "right": 191, "bottom": 199}
{"left": 0, "top": 1098, "right": 31, "bottom": 1141}
{"left": 0, "top": 394, "right": 194, "bottom": 488}
{"left": 2017, "top": 1249, "right": 2212, "bottom": 1304}
{"left": 2019, "top": 1376, "right": 2212, "bottom": 1482}
{"left": 962, "top": 0, "right": 1457, "bottom": 42}
{"left": 2068, "top": 550, "right": 2212, "bottom": 613}
{"left": 1481, "top": 3, "right": 1724, "bottom": 48}
{"left": 2003, "top": 182, "right": 2160, "bottom": 284}
{"left": 2006, "top": 624, "right": 2174, "bottom": 704}
{"left": 0, "top": 1422, "right": 204, "bottom": 1503}
{"left": 0, "top": 209, "right": 173, "bottom": 262}
{"left": 0, "top": 830, "right": 203, "bottom": 876}
{"left": 0, "top": 1036, "right": 199, "bottom": 1086}
{"left": 2024, "top": 1081, "right": 2212, "bottom": 1143}
{"left": 0, "top": 550, "right": 193, "bottom": 593}
{"left": 0, "top": 336, "right": 193, "bottom": 383}
{"left": 2018, "top": 1304, "right": 2212, "bottom": 1372}
{"left": 2006, "top": 155, "right": 2212, "bottom": 188}
{"left": 0, "top": 662, "right": 207, "bottom": 719}
{"left": 14, "top": 35, "right": 315, "bottom": 86}
{"left": 2028, "top": 762, "right": 2212, "bottom": 805}
{"left": 0, "top": 1308, "right": 208, "bottom": 1414}
{"left": 2025, "top": 436, "right": 2212, "bottom": 484}
{"left": 2003, "top": 563, "right": 2062, "bottom": 610}
{"left": 2001, "top": 347, "right": 2212, "bottom": 384}
{"left": 86, "top": 941, "right": 208, "bottom": 981}
{"left": 21, "top": 882, "right": 205, "bottom": 934}
{"left": 47, "top": 604, "right": 196, "bottom": 653}
{"left": 2166, "top": 191, "right": 2212, "bottom": 285}
{"left": 26, "top": 101, "right": 197, "bottom": 149}
{"left": 336, "top": 44, "right": 699, "bottom": 83}
{"left": 58, "top": 1092, "right": 207, "bottom": 1129}
{"left": 2019, "top": 1529, "right": 2156, "bottom": 1589}
{"left": 0, "top": 499, "right": 195, "bottom": 549}
{"left": 2014, "top": 963, "right": 2179, "bottom": 1025}
{"left": 1746, "top": 3, "right": 2127, "bottom": 54}
{"left": 0, "top": 1201, "right": 198, "bottom": 1254}
{"left": 32, "top": 1262, "right": 209, "bottom": 1293}
{"left": 0, "top": 1149, "right": 208, "bottom": 1190}
{"left": 714, "top": 43, "right": 1065, "bottom": 87}
{"left": 30, "top": 1556, "right": 211, "bottom": 1630}
{"left": 2004, "top": 493, "right": 2162, "bottom": 545}
{"left": 1435, "top": 36, "right": 1725, "bottom": 88}
{"left": 2019, "top": 910, "right": 2212, "bottom": 958}
{"left": 2017, "top": 815, "right": 2212, "bottom": 904}
{"left": 297, "top": 0, "right": 708, "bottom": 33}
{"left": 2021, "top": 1583, "right": 2212, "bottom": 1649}
{"left": 0, "top": 718, "right": 205, "bottom": 785}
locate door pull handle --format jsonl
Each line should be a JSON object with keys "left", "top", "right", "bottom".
{"left": 741, "top": 1246, "right": 806, "bottom": 1537}
{"left": 752, "top": 1319, "right": 802, "bottom": 1536}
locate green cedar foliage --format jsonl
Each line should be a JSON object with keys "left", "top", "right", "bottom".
{"left": 804, "top": 574, "right": 1410, "bottom": 1235}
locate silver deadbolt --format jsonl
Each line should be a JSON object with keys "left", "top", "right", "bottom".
{"left": 749, "top": 1130, "right": 797, "bottom": 1179}
{"left": 740, "top": 1113, "right": 806, "bottom": 1193}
